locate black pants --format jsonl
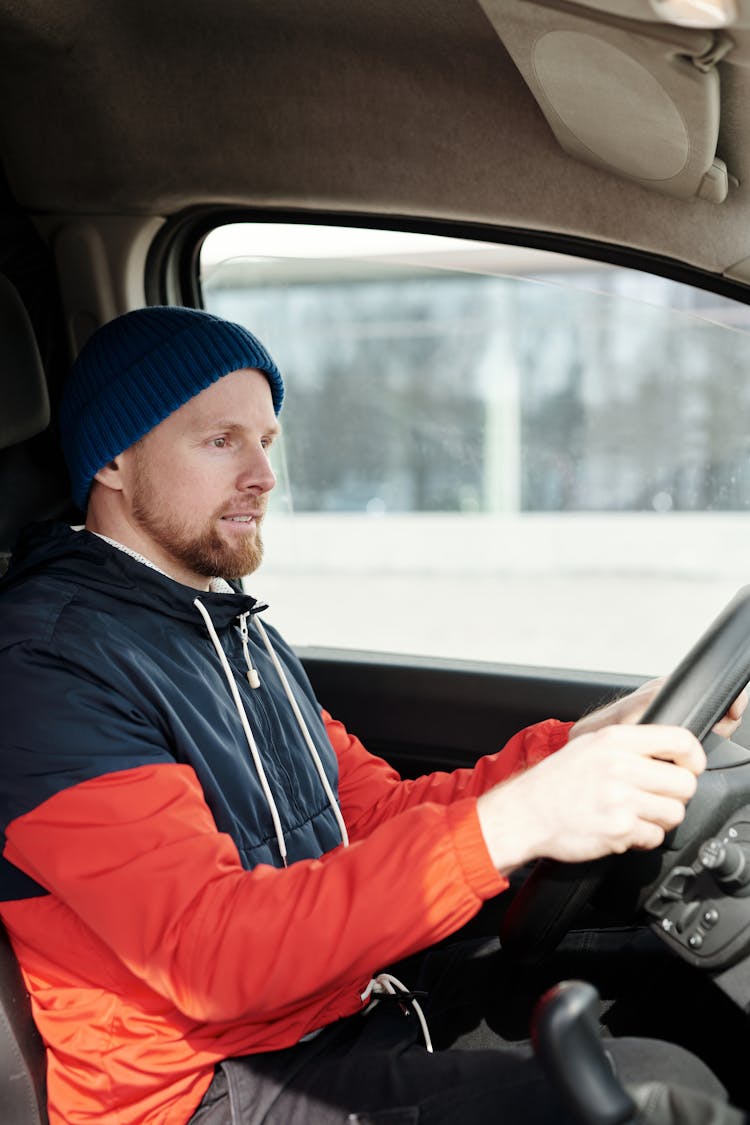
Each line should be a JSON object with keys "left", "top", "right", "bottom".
{"left": 189, "top": 934, "right": 739, "bottom": 1125}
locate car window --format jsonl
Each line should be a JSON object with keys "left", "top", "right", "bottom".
{"left": 199, "top": 223, "right": 750, "bottom": 676}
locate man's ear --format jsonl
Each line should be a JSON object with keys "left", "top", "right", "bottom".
{"left": 93, "top": 457, "right": 125, "bottom": 493}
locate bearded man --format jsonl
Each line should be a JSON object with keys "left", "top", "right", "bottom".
{"left": 0, "top": 306, "right": 744, "bottom": 1125}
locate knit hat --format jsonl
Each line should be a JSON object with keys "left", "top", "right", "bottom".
{"left": 59, "top": 306, "right": 284, "bottom": 511}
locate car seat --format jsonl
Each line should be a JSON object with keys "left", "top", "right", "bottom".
{"left": 0, "top": 270, "right": 64, "bottom": 576}
{"left": 0, "top": 923, "right": 47, "bottom": 1124}
{"left": 0, "top": 271, "right": 51, "bottom": 1121}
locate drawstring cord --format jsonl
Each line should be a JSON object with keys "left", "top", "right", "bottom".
{"left": 194, "top": 598, "right": 349, "bottom": 861}
{"left": 361, "top": 974, "right": 434, "bottom": 1053}
{"left": 194, "top": 598, "right": 432, "bottom": 1052}
{"left": 253, "top": 615, "right": 349, "bottom": 850}
{"left": 194, "top": 598, "right": 288, "bottom": 867}
{"left": 239, "top": 612, "right": 261, "bottom": 688}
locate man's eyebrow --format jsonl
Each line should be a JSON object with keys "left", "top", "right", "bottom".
{"left": 193, "top": 419, "right": 282, "bottom": 436}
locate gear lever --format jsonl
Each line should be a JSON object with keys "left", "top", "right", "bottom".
{"left": 532, "top": 980, "right": 636, "bottom": 1125}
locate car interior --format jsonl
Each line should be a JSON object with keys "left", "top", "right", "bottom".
{"left": 4, "top": 0, "right": 750, "bottom": 1121}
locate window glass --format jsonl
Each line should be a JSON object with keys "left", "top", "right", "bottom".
{"left": 200, "top": 223, "right": 750, "bottom": 675}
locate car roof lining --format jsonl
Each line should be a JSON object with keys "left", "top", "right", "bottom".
{"left": 0, "top": 0, "right": 750, "bottom": 283}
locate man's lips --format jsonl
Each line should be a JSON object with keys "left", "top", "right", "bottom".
{"left": 219, "top": 509, "right": 265, "bottom": 524}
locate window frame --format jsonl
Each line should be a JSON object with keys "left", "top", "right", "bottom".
{"left": 149, "top": 209, "right": 750, "bottom": 680}
{"left": 146, "top": 206, "right": 750, "bottom": 316}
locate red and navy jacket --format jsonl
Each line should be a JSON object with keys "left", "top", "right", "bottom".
{"left": 0, "top": 522, "right": 571, "bottom": 1124}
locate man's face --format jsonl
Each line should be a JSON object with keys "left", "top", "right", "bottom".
{"left": 120, "top": 367, "right": 279, "bottom": 585}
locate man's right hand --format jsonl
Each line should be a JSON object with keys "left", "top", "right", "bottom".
{"left": 476, "top": 725, "right": 706, "bottom": 876}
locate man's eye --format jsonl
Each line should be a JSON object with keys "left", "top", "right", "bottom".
{"left": 210, "top": 436, "right": 227, "bottom": 448}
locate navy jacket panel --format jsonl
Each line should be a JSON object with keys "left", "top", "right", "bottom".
{"left": 0, "top": 522, "right": 343, "bottom": 900}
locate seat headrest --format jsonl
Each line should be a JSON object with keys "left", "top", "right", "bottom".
{"left": 0, "top": 274, "right": 49, "bottom": 450}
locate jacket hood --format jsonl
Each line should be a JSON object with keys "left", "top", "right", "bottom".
{"left": 1, "top": 521, "right": 262, "bottom": 628}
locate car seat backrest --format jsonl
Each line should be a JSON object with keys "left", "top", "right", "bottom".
{"left": 0, "top": 921, "right": 48, "bottom": 1124}
{"left": 0, "top": 274, "right": 53, "bottom": 1118}
{"left": 0, "top": 272, "right": 59, "bottom": 576}
{"left": 0, "top": 274, "right": 49, "bottom": 452}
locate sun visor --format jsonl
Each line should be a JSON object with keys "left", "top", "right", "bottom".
{"left": 480, "top": 0, "right": 734, "bottom": 202}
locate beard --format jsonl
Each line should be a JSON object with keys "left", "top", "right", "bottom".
{"left": 131, "top": 451, "right": 265, "bottom": 581}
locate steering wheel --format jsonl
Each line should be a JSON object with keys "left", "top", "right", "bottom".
{"left": 499, "top": 586, "right": 750, "bottom": 961}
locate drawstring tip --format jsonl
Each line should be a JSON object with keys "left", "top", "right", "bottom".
{"left": 246, "top": 669, "right": 261, "bottom": 689}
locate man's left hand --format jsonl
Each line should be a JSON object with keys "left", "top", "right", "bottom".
{"left": 570, "top": 678, "right": 748, "bottom": 742}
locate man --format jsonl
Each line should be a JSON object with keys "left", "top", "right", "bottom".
{"left": 0, "top": 305, "right": 745, "bottom": 1125}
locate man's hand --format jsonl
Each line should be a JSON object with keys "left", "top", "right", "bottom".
{"left": 569, "top": 679, "right": 748, "bottom": 741}
{"left": 477, "top": 724, "right": 705, "bottom": 876}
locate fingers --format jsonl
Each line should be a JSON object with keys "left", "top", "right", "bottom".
{"left": 627, "top": 754, "right": 698, "bottom": 802}
{"left": 595, "top": 792, "right": 687, "bottom": 854}
{"left": 590, "top": 723, "right": 706, "bottom": 777}
{"left": 712, "top": 687, "right": 749, "bottom": 738}
{"left": 629, "top": 820, "right": 669, "bottom": 851}
{"left": 634, "top": 790, "right": 689, "bottom": 834}
{"left": 560, "top": 726, "right": 701, "bottom": 857}
{"left": 729, "top": 688, "right": 748, "bottom": 720}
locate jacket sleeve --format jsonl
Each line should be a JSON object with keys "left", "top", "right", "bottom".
{"left": 326, "top": 710, "right": 574, "bottom": 842}
{"left": 4, "top": 762, "right": 504, "bottom": 1025}
{"left": 1, "top": 637, "right": 564, "bottom": 1028}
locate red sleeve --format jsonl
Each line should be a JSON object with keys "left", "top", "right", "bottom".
{"left": 4, "top": 762, "right": 504, "bottom": 1025}
{"left": 328, "top": 712, "right": 573, "bottom": 842}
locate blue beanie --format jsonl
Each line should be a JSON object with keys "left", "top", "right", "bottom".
{"left": 59, "top": 306, "right": 284, "bottom": 511}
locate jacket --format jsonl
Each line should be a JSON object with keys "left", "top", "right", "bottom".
{"left": 0, "top": 522, "right": 572, "bottom": 1125}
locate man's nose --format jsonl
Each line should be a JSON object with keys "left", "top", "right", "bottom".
{"left": 238, "top": 446, "right": 276, "bottom": 493}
